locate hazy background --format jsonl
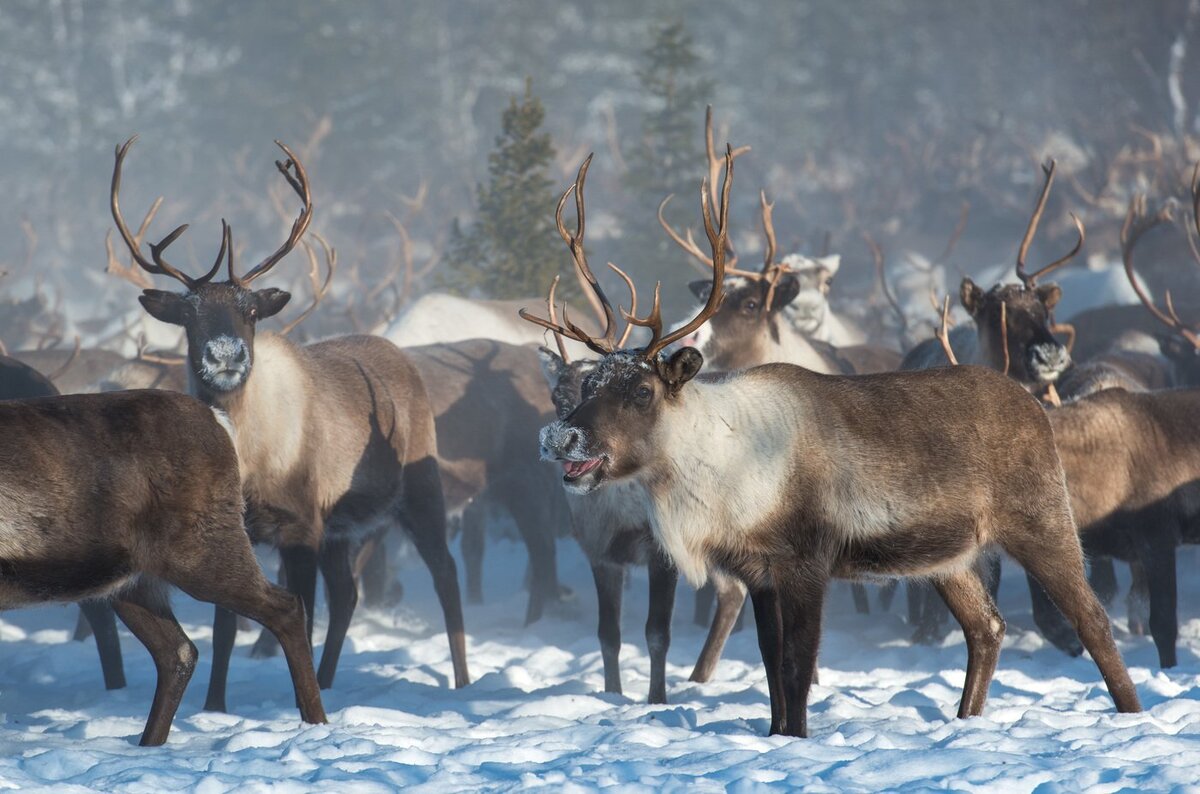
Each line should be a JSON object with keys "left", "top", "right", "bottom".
{"left": 0, "top": 0, "right": 1196, "bottom": 345}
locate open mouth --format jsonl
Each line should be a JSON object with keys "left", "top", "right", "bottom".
{"left": 562, "top": 458, "right": 603, "bottom": 481}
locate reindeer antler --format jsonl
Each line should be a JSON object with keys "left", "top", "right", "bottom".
{"left": 1015, "top": 159, "right": 1085, "bottom": 289}
{"left": 280, "top": 233, "right": 337, "bottom": 336}
{"left": 520, "top": 155, "right": 623, "bottom": 356}
{"left": 111, "top": 135, "right": 227, "bottom": 290}
{"left": 1122, "top": 193, "right": 1200, "bottom": 348}
{"left": 626, "top": 145, "right": 734, "bottom": 361}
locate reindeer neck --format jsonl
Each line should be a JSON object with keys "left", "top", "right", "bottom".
{"left": 640, "top": 369, "right": 810, "bottom": 586}
{"left": 194, "top": 333, "right": 311, "bottom": 487}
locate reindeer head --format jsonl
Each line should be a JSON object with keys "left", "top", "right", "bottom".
{"left": 524, "top": 150, "right": 733, "bottom": 494}
{"left": 960, "top": 160, "right": 1083, "bottom": 387}
{"left": 111, "top": 136, "right": 312, "bottom": 400}
{"left": 662, "top": 189, "right": 807, "bottom": 373}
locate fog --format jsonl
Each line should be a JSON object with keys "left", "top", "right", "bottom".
{"left": 0, "top": 0, "right": 1196, "bottom": 347}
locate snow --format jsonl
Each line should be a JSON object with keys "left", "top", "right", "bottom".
{"left": 1, "top": 538, "right": 1200, "bottom": 792}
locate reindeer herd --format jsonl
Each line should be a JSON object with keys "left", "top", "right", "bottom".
{"left": 2, "top": 107, "right": 1200, "bottom": 746}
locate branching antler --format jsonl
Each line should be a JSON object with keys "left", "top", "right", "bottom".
{"left": 280, "top": 233, "right": 337, "bottom": 336}
{"left": 111, "top": 136, "right": 311, "bottom": 291}
{"left": 1122, "top": 193, "right": 1200, "bottom": 347}
{"left": 233, "top": 141, "right": 313, "bottom": 286}
{"left": 627, "top": 145, "right": 735, "bottom": 361}
{"left": 658, "top": 106, "right": 752, "bottom": 275}
{"left": 105, "top": 196, "right": 162, "bottom": 290}
{"left": 111, "top": 135, "right": 226, "bottom": 290}
{"left": 523, "top": 147, "right": 735, "bottom": 363}
{"left": 1015, "top": 159, "right": 1086, "bottom": 289}
{"left": 520, "top": 155, "right": 621, "bottom": 356}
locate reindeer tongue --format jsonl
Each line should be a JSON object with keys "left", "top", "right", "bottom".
{"left": 563, "top": 458, "right": 602, "bottom": 479}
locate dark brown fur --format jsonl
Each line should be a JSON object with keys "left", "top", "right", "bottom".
{"left": 1041, "top": 387, "right": 1200, "bottom": 667}
{"left": 0, "top": 390, "right": 325, "bottom": 745}
{"left": 542, "top": 355, "right": 1141, "bottom": 736}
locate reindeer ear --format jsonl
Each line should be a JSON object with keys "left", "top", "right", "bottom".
{"left": 1035, "top": 283, "right": 1062, "bottom": 311}
{"left": 139, "top": 289, "right": 190, "bottom": 326}
{"left": 662, "top": 347, "right": 703, "bottom": 392}
{"left": 769, "top": 274, "right": 801, "bottom": 310}
{"left": 254, "top": 288, "right": 291, "bottom": 320}
{"left": 960, "top": 278, "right": 984, "bottom": 318}
{"left": 689, "top": 279, "right": 713, "bottom": 301}
{"left": 536, "top": 346, "right": 568, "bottom": 387}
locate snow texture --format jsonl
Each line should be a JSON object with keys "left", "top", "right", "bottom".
{"left": 0, "top": 539, "right": 1198, "bottom": 792}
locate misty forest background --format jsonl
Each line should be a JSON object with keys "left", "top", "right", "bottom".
{"left": 1, "top": 0, "right": 1198, "bottom": 345}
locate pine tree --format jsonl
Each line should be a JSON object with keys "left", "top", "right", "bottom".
{"left": 621, "top": 21, "right": 715, "bottom": 295}
{"left": 442, "top": 78, "right": 568, "bottom": 299}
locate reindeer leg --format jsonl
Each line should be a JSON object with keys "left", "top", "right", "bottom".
{"left": 878, "top": 580, "right": 898, "bottom": 612}
{"left": 1089, "top": 556, "right": 1119, "bottom": 608}
{"left": 693, "top": 583, "right": 716, "bottom": 627}
{"left": 776, "top": 573, "right": 827, "bottom": 739}
{"left": 505, "top": 483, "right": 559, "bottom": 626}
{"left": 750, "top": 587, "right": 786, "bottom": 735}
{"left": 72, "top": 608, "right": 93, "bottom": 641}
{"left": 357, "top": 532, "right": 396, "bottom": 608}
{"left": 591, "top": 561, "right": 624, "bottom": 695}
{"left": 251, "top": 543, "right": 318, "bottom": 659}
{"left": 645, "top": 551, "right": 678, "bottom": 705}
{"left": 1137, "top": 531, "right": 1178, "bottom": 668}
{"left": 690, "top": 571, "right": 746, "bottom": 683}
{"left": 933, "top": 568, "right": 1004, "bottom": 717}
{"left": 1008, "top": 525, "right": 1141, "bottom": 713}
{"left": 1026, "top": 571, "right": 1083, "bottom": 656}
{"left": 111, "top": 580, "right": 198, "bottom": 747}
{"left": 80, "top": 600, "right": 126, "bottom": 690}
{"left": 850, "top": 583, "right": 870, "bottom": 614}
{"left": 316, "top": 538, "right": 358, "bottom": 689}
{"left": 1127, "top": 560, "right": 1150, "bottom": 637}
{"left": 400, "top": 458, "right": 470, "bottom": 688}
{"left": 458, "top": 504, "right": 486, "bottom": 605}
{"left": 203, "top": 606, "right": 238, "bottom": 712}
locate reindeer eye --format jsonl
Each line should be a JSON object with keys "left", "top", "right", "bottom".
{"left": 744, "top": 299, "right": 759, "bottom": 312}
{"left": 634, "top": 384, "right": 653, "bottom": 403}
{"left": 249, "top": 307, "right": 258, "bottom": 319}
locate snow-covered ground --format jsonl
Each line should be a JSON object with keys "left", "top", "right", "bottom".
{"left": 2, "top": 536, "right": 1200, "bottom": 792}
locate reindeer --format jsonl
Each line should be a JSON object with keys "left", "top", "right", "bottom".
{"left": 110, "top": 135, "right": 470, "bottom": 713}
{"left": 532, "top": 179, "right": 746, "bottom": 700}
{"left": 525, "top": 150, "right": 1140, "bottom": 737}
{"left": 659, "top": 107, "right": 871, "bottom": 358}
{"left": 0, "top": 388, "right": 325, "bottom": 745}
{"left": 901, "top": 160, "right": 1082, "bottom": 390}
{"left": 662, "top": 190, "right": 901, "bottom": 378}
{"left": 0, "top": 355, "right": 131, "bottom": 692}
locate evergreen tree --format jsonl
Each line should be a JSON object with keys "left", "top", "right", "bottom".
{"left": 622, "top": 21, "right": 715, "bottom": 296}
{"left": 442, "top": 78, "right": 568, "bottom": 299}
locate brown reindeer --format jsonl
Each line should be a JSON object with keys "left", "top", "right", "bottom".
{"left": 526, "top": 150, "right": 1140, "bottom": 737}
{"left": 0, "top": 388, "right": 325, "bottom": 745}
{"left": 902, "top": 160, "right": 1083, "bottom": 390}
{"left": 0, "top": 355, "right": 129, "bottom": 692}
{"left": 110, "top": 135, "right": 470, "bottom": 713}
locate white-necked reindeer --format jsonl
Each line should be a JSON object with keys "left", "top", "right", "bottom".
{"left": 110, "top": 136, "right": 470, "bottom": 712}
{"left": 525, "top": 150, "right": 1140, "bottom": 737}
